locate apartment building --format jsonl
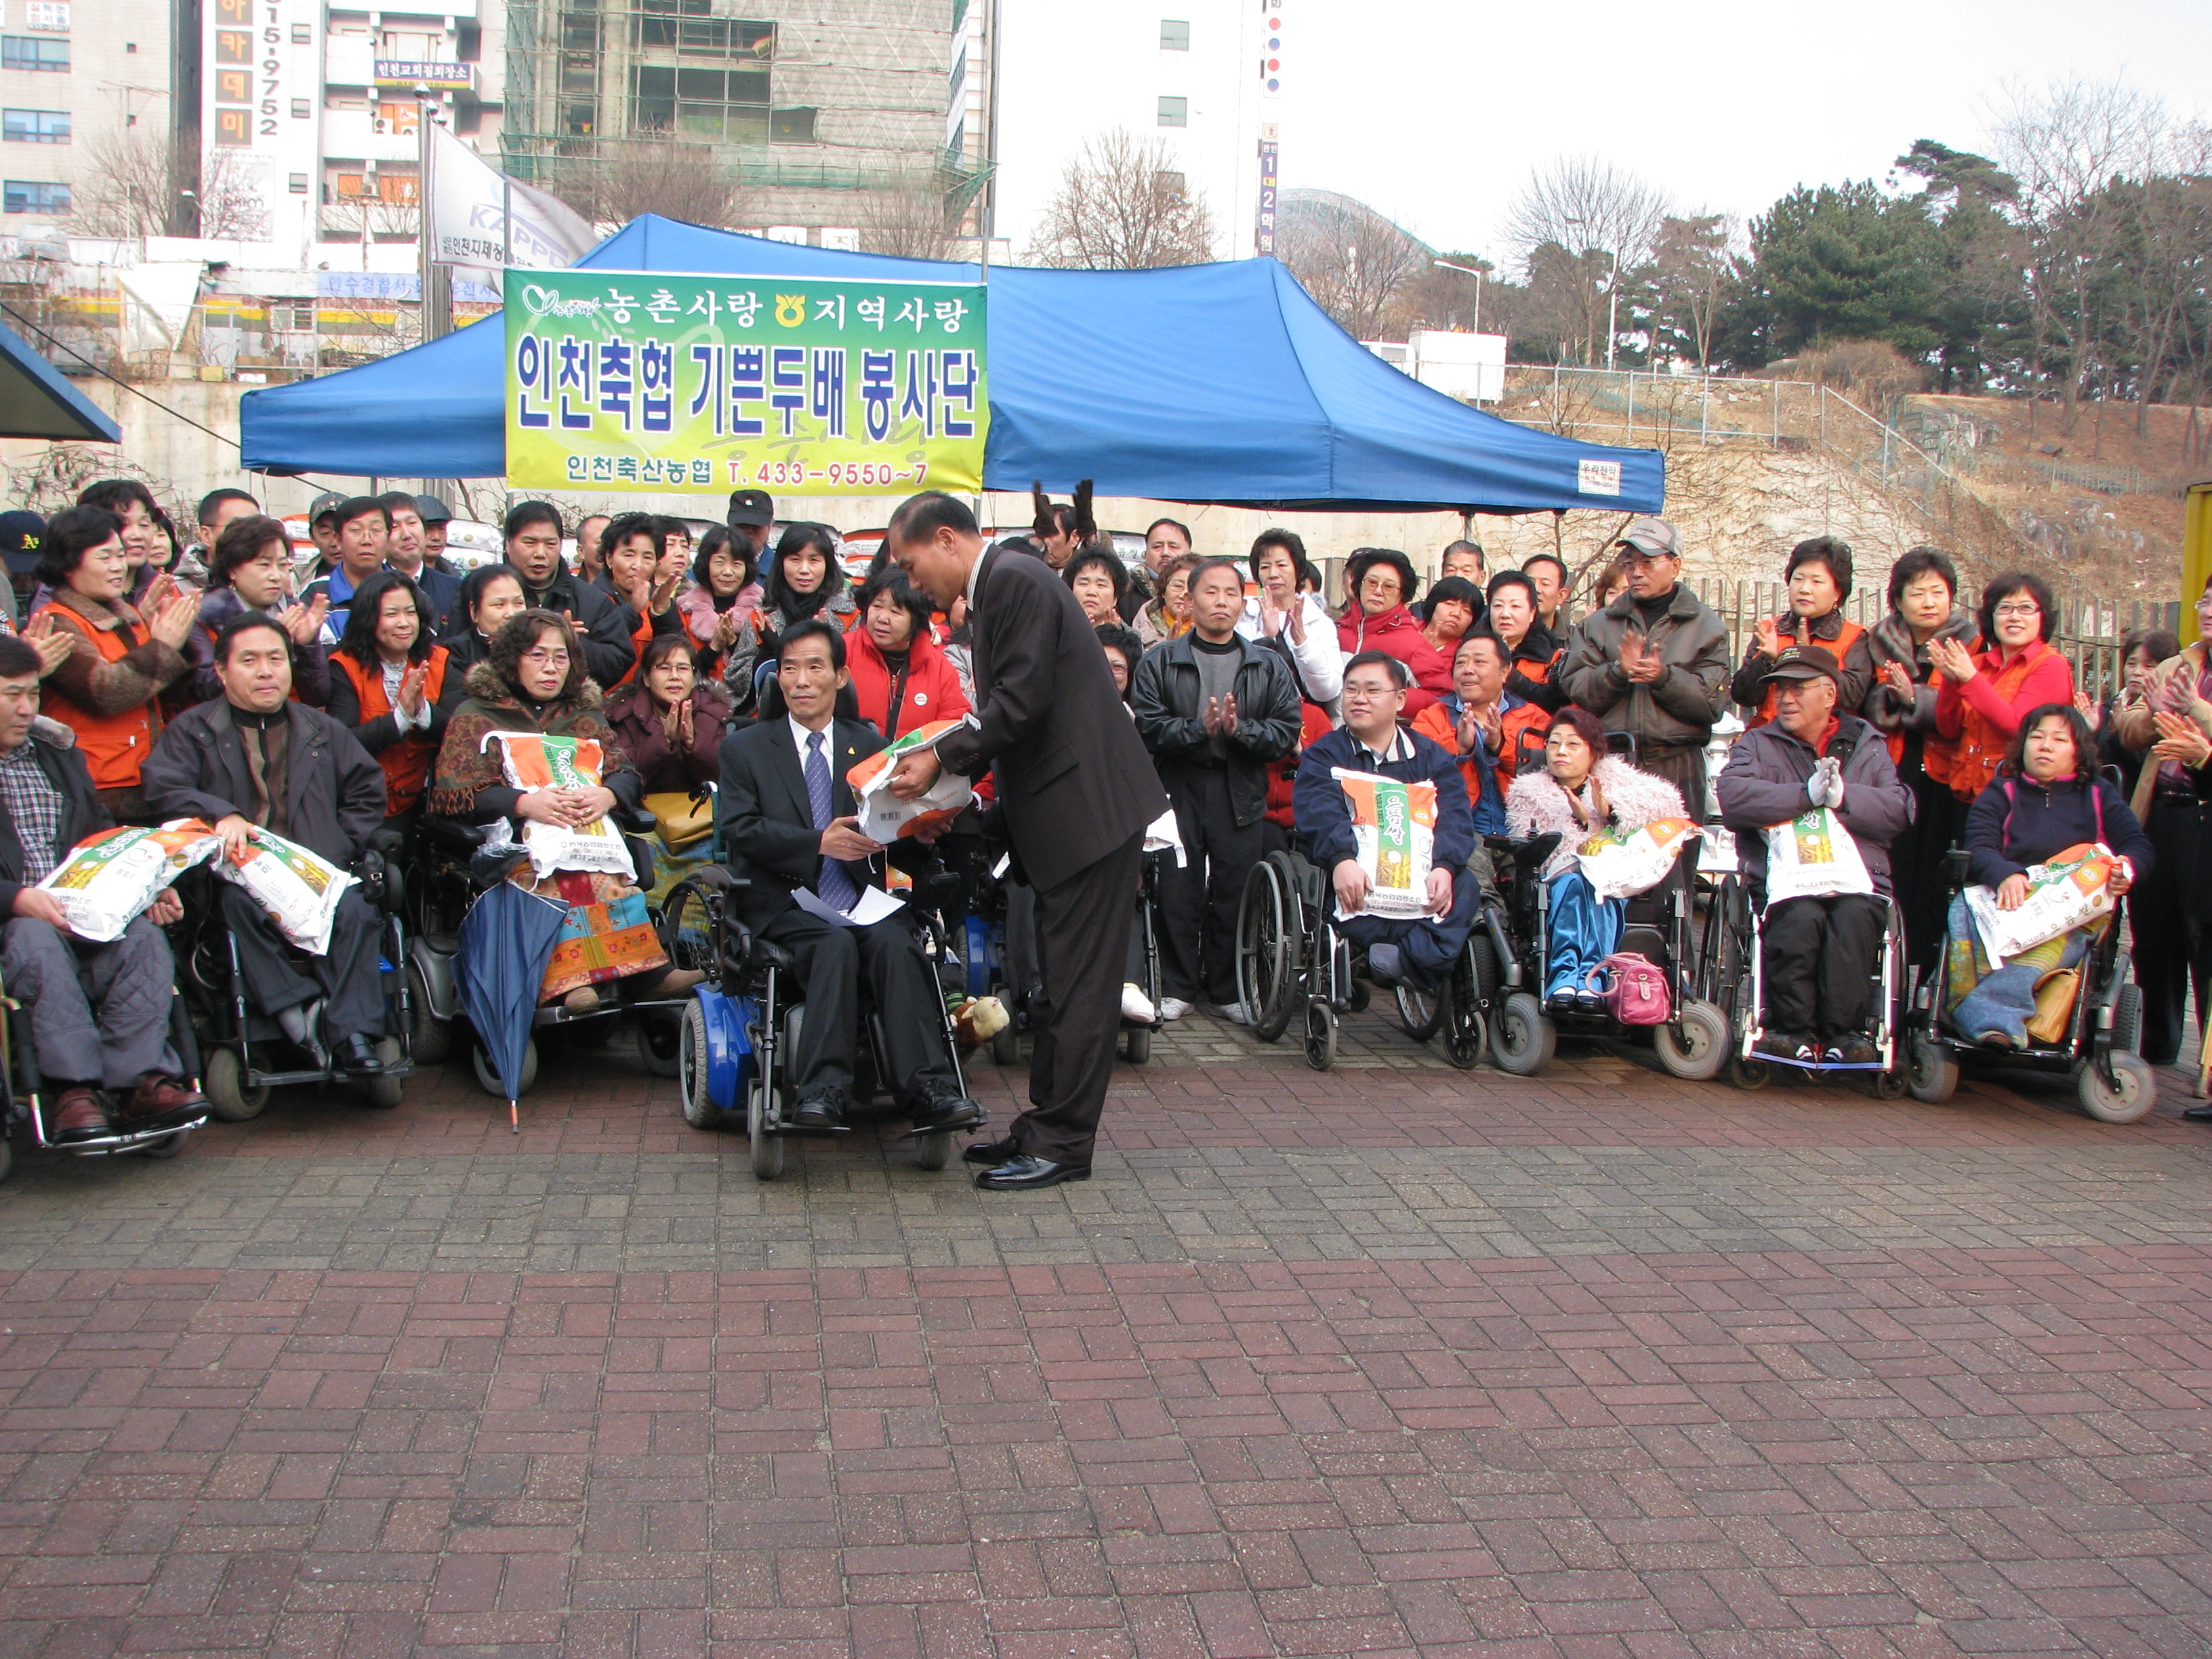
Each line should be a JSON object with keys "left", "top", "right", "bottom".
{"left": 0, "top": 0, "right": 183, "bottom": 234}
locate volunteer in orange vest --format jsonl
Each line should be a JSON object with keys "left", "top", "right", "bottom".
{"left": 1932, "top": 569, "right": 2076, "bottom": 809}
{"left": 325, "top": 571, "right": 449, "bottom": 837}
{"left": 593, "top": 512, "right": 684, "bottom": 688}
{"left": 1729, "top": 536, "right": 1869, "bottom": 728}
{"left": 33, "top": 505, "right": 197, "bottom": 821}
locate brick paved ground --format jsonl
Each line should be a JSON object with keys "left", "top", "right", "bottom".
{"left": 1, "top": 1010, "right": 2210, "bottom": 1657}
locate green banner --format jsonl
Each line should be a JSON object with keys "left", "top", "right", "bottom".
{"left": 504, "top": 269, "right": 988, "bottom": 496}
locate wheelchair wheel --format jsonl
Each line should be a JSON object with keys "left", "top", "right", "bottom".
{"left": 470, "top": 1036, "right": 538, "bottom": 1099}
{"left": 1656, "top": 1000, "right": 1729, "bottom": 1082}
{"left": 1236, "top": 857, "right": 1296, "bottom": 1042}
{"left": 912, "top": 1131, "right": 951, "bottom": 1171}
{"left": 1727, "top": 1056, "right": 1770, "bottom": 1090}
{"left": 746, "top": 1080, "right": 785, "bottom": 1180}
{"left": 679, "top": 1002, "right": 719, "bottom": 1130}
{"left": 2078, "top": 1051, "right": 2157, "bottom": 1124}
{"left": 204, "top": 1048, "right": 270, "bottom": 1122}
{"left": 1346, "top": 980, "right": 1371, "bottom": 1015}
{"left": 407, "top": 962, "right": 453, "bottom": 1065}
{"left": 1123, "top": 1027, "right": 1152, "bottom": 1065}
{"left": 138, "top": 1127, "right": 188, "bottom": 1159}
{"left": 1393, "top": 984, "right": 1442, "bottom": 1042}
{"left": 2110, "top": 983, "right": 2143, "bottom": 1056}
{"left": 363, "top": 1038, "right": 404, "bottom": 1110}
{"left": 1303, "top": 1000, "right": 1337, "bottom": 1071}
{"left": 1490, "top": 991, "right": 1554, "bottom": 1076}
{"left": 1905, "top": 1023, "right": 1959, "bottom": 1104}
{"left": 637, "top": 1010, "right": 683, "bottom": 1078}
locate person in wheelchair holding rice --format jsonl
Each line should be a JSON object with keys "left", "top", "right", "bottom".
{"left": 1290, "top": 650, "right": 1482, "bottom": 990}
{"left": 1715, "top": 644, "right": 1913, "bottom": 1065}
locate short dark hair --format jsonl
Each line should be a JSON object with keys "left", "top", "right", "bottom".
{"left": 693, "top": 523, "right": 756, "bottom": 592}
{"left": 1454, "top": 628, "right": 1507, "bottom": 667}
{"left": 1785, "top": 535, "right": 1853, "bottom": 601}
{"left": 1487, "top": 569, "right": 1538, "bottom": 608}
{"left": 1425, "top": 575, "right": 1483, "bottom": 616}
{"left": 886, "top": 490, "right": 977, "bottom": 550}
{"left": 461, "top": 560, "right": 525, "bottom": 622}
{"left": 196, "top": 487, "right": 257, "bottom": 527}
{"left": 1065, "top": 548, "right": 1131, "bottom": 599}
{"left": 489, "top": 608, "right": 591, "bottom": 700}
{"left": 504, "top": 500, "right": 563, "bottom": 542}
{"left": 209, "top": 514, "right": 293, "bottom": 587}
{"left": 333, "top": 495, "right": 390, "bottom": 535}
{"left": 1887, "top": 546, "right": 1958, "bottom": 610}
{"left": 1187, "top": 556, "right": 1244, "bottom": 594}
{"left": 766, "top": 523, "right": 844, "bottom": 612}
{"left": 1094, "top": 621, "right": 1143, "bottom": 665}
{"left": 1521, "top": 552, "right": 1568, "bottom": 588}
{"left": 777, "top": 615, "right": 846, "bottom": 671}
{"left": 0, "top": 634, "right": 42, "bottom": 680}
{"left": 375, "top": 489, "right": 420, "bottom": 520}
{"left": 212, "top": 609, "right": 289, "bottom": 666}
{"left": 1145, "top": 518, "right": 1193, "bottom": 548}
{"left": 1248, "top": 527, "right": 1320, "bottom": 592}
{"left": 856, "top": 566, "right": 933, "bottom": 640}
{"left": 1347, "top": 548, "right": 1420, "bottom": 607}
{"left": 636, "top": 632, "right": 697, "bottom": 683}
{"left": 76, "top": 478, "right": 158, "bottom": 522}
{"left": 1978, "top": 569, "right": 2058, "bottom": 645}
{"left": 2122, "top": 626, "right": 2179, "bottom": 666}
{"left": 2002, "top": 701, "right": 2095, "bottom": 779}
{"left": 1155, "top": 552, "right": 1204, "bottom": 596}
{"left": 1343, "top": 649, "right": 1410, "bottom": 690}
{"left": 598, "top": 511, "right": 663, "bottom": 568}
{"left": 336, "top": 570, "right": 434, "bottom": 666}
{"left": 1545, "top": 705, "right": 1610, "bottom": 756}
{"left": 35, "top": 505, "right": 123, "bottom": 588}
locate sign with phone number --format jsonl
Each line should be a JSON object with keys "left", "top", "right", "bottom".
{"left": 504, "top": 269, "right": 989, "bottom": 496}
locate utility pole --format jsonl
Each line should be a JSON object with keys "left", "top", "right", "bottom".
{"left": 416, "top": 91, "right": 452, "bottom": 347}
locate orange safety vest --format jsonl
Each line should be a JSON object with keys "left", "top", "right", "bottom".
{"left": 333, "top": 645, "right": 448, "bottom": 816}
{"left": 41, "top": 597, "right": 155, "bottom": 792}
{"left": 1745, "top": 615, "right": 1866, "bottom": 729}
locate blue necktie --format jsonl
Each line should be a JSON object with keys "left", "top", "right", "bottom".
{"left": 804, "top": 730, "right": 861, "bottom": 910}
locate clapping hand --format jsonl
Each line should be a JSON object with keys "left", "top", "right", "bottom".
{"left": 283, "top": 594, "right": 329, "bottom": 647}
{"left": 1881, "top": 659, "right": 1915, "bottom": 702}
{"left": 661, "top": 695, "right": 695, "bottom": 751}
{"left": 1927, "top": 635, "right": 1978, "bottom": 684}
{"left": 2152, "top": 709, "right": 2211, "bottom": 769}
{"left": 146, "top": 588, "right": 200, "bottom": 652}
{"left": 2154, "top": 666, "right": 2200, "bottom": 717}
{"left": 394, "top": 660, "right": 430, "bottom": 720}
{"left": 1201, "top": 693, "right": 1240, "bottom": 737}
{"left": 1618, "top": 630, "right": 1664, "bottom": 684}
{"left": 712, "top": 608, "right": 741, "bottom": 650}
{"left": 18, "top": 612, "right": 71, "bottom": 676}
{"left": 1754, "top": 618, "right": 1782, "bottom": 659}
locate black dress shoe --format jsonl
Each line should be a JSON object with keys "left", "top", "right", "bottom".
{"left": 338, "top": 1033, "right": 386, "bottom": 1077}
{"left": 975, "top": 1153, "right": 1090, "bottom": 1191}
{"left": 909, "top": 1094, "right": 986, "bottom": 1134}
{"left": 2184, "top": 1101, "right": 2212, "bottom": 1122}
{"left": 962, "top": 1134, "right": 1019, "bottom": 1166}
{"left": 788, "top": 1091, "right": 848, "bottom": 1132}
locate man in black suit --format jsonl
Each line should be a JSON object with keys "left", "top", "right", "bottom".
{"left": 716, "top": 618, "right": 985, "bottom": 1137}
{"left": 886, "top": 492, "right": 1169, "bottom": 1191}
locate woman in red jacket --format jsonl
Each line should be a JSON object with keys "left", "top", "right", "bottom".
{"left": 844, "top": 567, "right": 970, "bottom": 741}
{"left": 1932, "top": 569, "right": 2076, "bottom": 806}
{"left": 1335, "top": 548, "right": 1447, "bottom": 712}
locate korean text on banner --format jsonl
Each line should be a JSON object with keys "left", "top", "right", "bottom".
{"left": 505, "top": 270, "right": 989, "bottom": 496}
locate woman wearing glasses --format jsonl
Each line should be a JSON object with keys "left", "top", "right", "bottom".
{"left": 1930, "top": 571, "right": 2075, "bottom": 811}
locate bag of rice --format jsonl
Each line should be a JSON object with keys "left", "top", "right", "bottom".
{"left": 1963, "top": 842, "right": 2125, "bottom": 966}
{"left": 845, "top": 718, "right": 975, "bottom": 842}
{"left": 483, "top": 730, "right": 638, "bottom": 881}
{"left": 1578, "top": 817, "right": 1697, "bottom": 901}
{"left": 213, "top": 826, "right": 358, "bottom": 955}
{"left": 1331, "top": 768, "right": 1437, "bottom": 920}
{"left": 37, "top": 818, "right": 220, "bottom": 942}
{"left": 1761, "top": 806, "right": 1874, "bottom": 907}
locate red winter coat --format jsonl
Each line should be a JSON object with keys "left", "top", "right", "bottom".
{"left": 844, "top": 626, "right": 971, "bottom": 743}
{"left": 1335, "top": 602, "right": 1448, "bottom": 714}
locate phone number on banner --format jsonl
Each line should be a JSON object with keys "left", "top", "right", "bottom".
{"left": 558, "top": 456, "right": 933, "bottom": 487}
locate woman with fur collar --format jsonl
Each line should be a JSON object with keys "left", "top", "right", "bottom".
{"left": 1505, "top": 707, "right": 1685, "bottom": 1008}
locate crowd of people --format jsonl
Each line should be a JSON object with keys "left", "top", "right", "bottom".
{"left": 0, "top": 470, "right": 2200, "bottom": 1151}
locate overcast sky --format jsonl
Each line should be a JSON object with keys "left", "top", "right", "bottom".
{"left": 1277, "top": 0, "right": 2212, "bottom": 265}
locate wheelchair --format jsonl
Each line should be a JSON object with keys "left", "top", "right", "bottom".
{"left": 1900, "top": 848, "right": 2156, "bottom": 1122}
{"left": 1702, "top": 875, "right": 1910, "bottom": 1094}
{"left": 1233, "top": 844, "right": 1498, "bottom": 1073}
{"left": 661, "top": 865, "right": 976, "bottom": 1181}
{"left": 174, "top": 842, "right": 412, "bottom": 1120}
{"left": 0, "top": 974, "right": 205, "bottom": 1177}
{"left": 407, "top": 814, "right": 697, "bottom": 1095}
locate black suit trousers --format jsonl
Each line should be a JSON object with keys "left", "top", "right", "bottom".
{"left": 757, "top": 904, "right": 958, "bottom": 1108}
{"left": 1014, "top": 828, "right": 1144, "bottom": 1166}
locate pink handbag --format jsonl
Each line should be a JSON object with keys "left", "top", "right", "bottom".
{"left": 1586, "top": 952, "right": 1671, "bottom": 1025}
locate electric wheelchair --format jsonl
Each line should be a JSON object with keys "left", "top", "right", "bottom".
{"left": 0, "top": 977, "right": 205, "bottom": 1176}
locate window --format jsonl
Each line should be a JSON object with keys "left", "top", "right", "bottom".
{"left": 275, "top": 301, "right": 314, "bottom": 331}
{"left": 560, "top": 1, "right": 599, "bottom": 135}
{"left": 1156, "top": 95, "right": 1186, "bottom": 127}
{"left": 769, "top": 104, "right": 815, "bottom": 144}
{"left": 0, "top": 37, "right": 68, "bottom": 68}
{"left": 24, "top": 3, "right": 67, "bottom": 29}
{"left": 631, "top": 62, "right": 769, "bottom": 141}
{"left": 3, "top": 179, "right": 66, "bottom": 212}
{"left": 1160, "top": 18, "right": 1188, "bottom": 49}
{"left": 373, "top": 100, "right": 419, "bottom": 135}
{"left": 636, "top": 0, "right": 773, "bottom": 60}
{"left": 287, "top": 172, "right": 307, "bottom": 194}
{"left": 290, "top": 22, "right": 309, "bottom": 41}
{"left": 2, "top": 108, "right": 67, "bottom": 142}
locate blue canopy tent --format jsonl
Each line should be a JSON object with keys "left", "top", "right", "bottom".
{"left": 0, "top": 314, "right": 120, "bottom": 443}
{"left": 240, "top": 216, "right": 1661, "bottom": 514}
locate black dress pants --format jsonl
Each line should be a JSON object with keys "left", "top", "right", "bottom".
{"left": 1158, "top": 764, "right": 1265, "bottom": 1006}
{"left": 219, "top": 882, "right": 386, "bottom": 1043}
{"left": 1891, "top": 766, "right": 1960, "bottom": 969}
{"left": 757, "top": 904, "right": 958, "bottom": 1109}
{"left": 2134, "top": 796, "right": 2212, "bottom": 1065}
{"left": 1015, "top": 830, "right": 1143, "bottom": 1167}
{"left": 1761, "top": 893, "right": 1887, "bottom": 1038}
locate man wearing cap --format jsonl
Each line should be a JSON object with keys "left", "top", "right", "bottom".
{"left": 1557, "top": 516, "right": 1731, "bottom": 818}
{"left": 301, "top": 497, "right": 390, "bottom": 634}
{"left": 414, "top": 495, "right": 459, "bottom": 575}
{"left": 726, "top": 488, "right": 775, "bottom": 571}
{"left": 1716, "top": 644, "right": 1912, "bottom": 1066}
{"left": 305, "top": 491, "right": 347, "bottom": 578}
{"left": 0, "top": 510, "right": 43, "bottom": 626}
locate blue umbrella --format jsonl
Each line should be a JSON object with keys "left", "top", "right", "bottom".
{"left": 457, "top": 878, "right": 568, "bottom": 1132}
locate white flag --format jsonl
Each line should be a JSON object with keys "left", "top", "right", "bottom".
{"left": 426, "top": 123, "right": 596, "bottom": 271}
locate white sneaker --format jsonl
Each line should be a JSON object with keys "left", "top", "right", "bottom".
{"left": 1157, "top": 997, "right": 1193, "bottom": 1021}
{"left": 1121, "top": 983, "right": 1157, "bottom": 1023}
{"left": 1213, "top": 1001, "right": 1254, "bottom": 1027}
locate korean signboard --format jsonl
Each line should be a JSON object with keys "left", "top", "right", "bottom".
{"left": 205, "top": 0, "right": 318, "bottom": 262}
{"left": 504, "top": 270, "right": 989, "bottom": 496}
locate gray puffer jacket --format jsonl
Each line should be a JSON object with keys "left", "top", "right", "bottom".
{"left": 1716, "top": 714, "right": 1914, "bottom": 899}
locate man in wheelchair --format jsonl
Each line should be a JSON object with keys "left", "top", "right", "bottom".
{"left": 716, "top": 619, "right": 984, "bottom": 1137}
{"left": 142, "top": 613, "right": 392, "bottom": 1077}
{"left": 0, "top": 636, "right": 204, "bottom": 1141}
{"left": 1716, "top": 644, "right": 1912, "bottom": 1065}
{"left": 1290, "top": 650, "right": 1481, "bottom": 989}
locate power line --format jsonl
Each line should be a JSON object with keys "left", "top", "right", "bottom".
{"left": 0, "top": 298, "right": 241, "bottom": 450}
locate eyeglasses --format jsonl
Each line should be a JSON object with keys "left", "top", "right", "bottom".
{"left": 1992, "top": 601, "right": 2041, "bottom": 618}
{"left": 520, "top": 648, "right": 570, "bottom": 668}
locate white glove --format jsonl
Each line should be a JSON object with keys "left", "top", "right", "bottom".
{"left": 1807, "top": 757, "right": 1844, "bottom": 808}
{"left": 1805, "top": 765, "right": 1828, "bottom": 806}
{"left": 1823, "top": 771, "right": 1846, "bottom": 808}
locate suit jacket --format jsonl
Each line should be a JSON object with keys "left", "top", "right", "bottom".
{"left": 0, "top": 720, "right": 109, "bottom": 916}
{"left": 932, "top": 544, "right": 1166, "bottom": 890}
{"left": 142, "top": 697, "right": 388, "bottom": 865}
{"left": 718, "top": 716, "right": 911, "bottom": 930}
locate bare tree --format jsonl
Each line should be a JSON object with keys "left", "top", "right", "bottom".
{"left": 71, "top": 132, "right": 269, "bottom": 241}
{"left": 1276, "top": 190, "right": 1427, "bottom": 340}
{"left": 1024, "top": 129, "right": 1218, "bottom": 269}
{"left": 550, "top": 140, "right": 752, "bottom": 231}
{"left": 856, "top": 169, "right": 958, "bottom": 260}
{"left": 1502, "top": 155, "right": 1668, "bottom": 366}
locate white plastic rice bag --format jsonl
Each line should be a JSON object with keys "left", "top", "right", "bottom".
{"left": 1964, "top": 842, "right": 2124, "bottom": 966}
{"left": 1578, "top": 817, "right": 1697, "bottom": 902}
{"left": 1761, "top": 806, "right": 1874, "bottom": 907}
{"left": 214, "top": 826, "right": 358, "bottom": 956}
{"left": 845, "top": 718, "right": 975, "bottom": 842}
{"left": 1331, "top": 767, "right": 1436, "bottom": 920}
{"left": 37, "top": 818, "right": 220, "bottom": 943}
{"left": 483, "top": 730, "right": 638, "bottom": 881}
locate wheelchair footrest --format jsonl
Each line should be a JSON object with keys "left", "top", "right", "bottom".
{"left": 1758, "top": 1057, "right": 1889, "bottom": 1073}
